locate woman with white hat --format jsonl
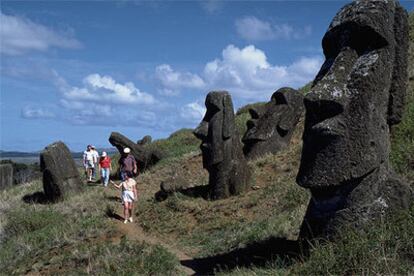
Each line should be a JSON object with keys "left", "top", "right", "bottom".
{"left": 99, "top": 151, "right": 112, "bottom": 187}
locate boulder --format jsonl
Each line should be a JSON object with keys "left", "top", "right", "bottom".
{"left": 242, "top": 87, "right": 304, "bottom": 159}
{"left": 40, "top": 141, "right": 82, "bottom": 202}
{"left": 194, "top": 91, "right": 251, "bottom": 199}
{"left": 296, "top": 0, "right": 412, "bottom": 240}
{"left": 109, "top": 132, "right": 162, "bottom": 171}
{"left": 0, "top": 164, "right": 13, "bottom": 190}
{"left": 137, "top": 135, "right": 152, "bottom": 145}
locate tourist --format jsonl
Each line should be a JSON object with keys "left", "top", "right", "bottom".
{"left": 99, "top": 151, "right": 112, "bottom": 187}
{"left": 83, "top": 145, "right": 95, "bottom": 182}
{"left": 119, "top": 147, "right": 137, "bottom": 181}
{"left": 111, "top": 172, "right": 137, "bottom": 223}
{"left": 91, "top": 145, "right": 99, "bottom": 180}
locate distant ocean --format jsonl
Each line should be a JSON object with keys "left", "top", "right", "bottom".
{"left": 0, "top": 156, "right": 84, "bottom": 166}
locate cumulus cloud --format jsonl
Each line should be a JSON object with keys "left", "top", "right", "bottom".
{"left": 200, "top": 0, "right": 224, "bottom": 14}
{"left": 21, "top": 106, "right": 55, "bottom": 119}
{"left": 62, "top": 74, "right": 155, "bottom": 105}
{"left": 0, "top": 12, "right": 81, "bottom": 55}
{"left": 180, "top": 101, "right": 206, "bottom": 123}
{"left": 235, "top": 16, "right": 311, "bottom": 41}
{"left": 203, "top": 44, "right": 322, "bottom": 100}
{"left": 155, "top": 64, "right": 205, "bottom": 95}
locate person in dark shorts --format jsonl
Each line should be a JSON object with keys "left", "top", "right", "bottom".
{"left": 119, "top": 147, "right": 137, "bottom": 181}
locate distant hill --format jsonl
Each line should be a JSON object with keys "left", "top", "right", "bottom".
{"left": 0, "top": 148, "right": 117, "bottom": 160}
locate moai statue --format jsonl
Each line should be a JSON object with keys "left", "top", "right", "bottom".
{"left": 194, "top": 91, "right": 251, "bottom": 199}
{"left": 296, "top": 0, "right": 412, "bottom": 239}
{"left": 242, "top": 87, "right": 304, "bottom": 159}
{"left": 40, "top": 141, "right": 82, "bottom": 202}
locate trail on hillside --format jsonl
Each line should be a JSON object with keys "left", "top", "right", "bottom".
{"left": 107, "top": 188, "right": 196, "bottom": 276}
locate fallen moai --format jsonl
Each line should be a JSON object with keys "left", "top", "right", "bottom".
{"left": 242, "top": 87, "right": 304, "bottom": 159}
{"left": 194, "top": 91, "right": 251, "bottom": 199}
{"left": 137, "top": 135, "right": 152, "bottom": 145}
{"left": 0, "top": 164, "right": 13, "bottom": 190}
{"left": 296, "top": 0, "right": 412, "bottom": 240}
{"left": 40, "top": 141, "right": 82, "bottom": 202}
{"left": 109, "top": 132, "right": 163, "bottom": 171}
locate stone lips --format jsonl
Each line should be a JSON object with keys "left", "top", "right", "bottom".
{"left": 194, "top": 91, "right": 251, "bottom": 199}
{"left": 0, "top": 164, "right": 13, "bottom": 190}
{"left": 242, "top": 87, "right": 304, "bottom": 160}
{"left": 296, "top": 0, "right": 413, "bottom": 239}
{"left": 109, "top": 132, "right": 162, "bottom": 171}
{"left": 40, "top": 141, "right": 82, "bottom": 202}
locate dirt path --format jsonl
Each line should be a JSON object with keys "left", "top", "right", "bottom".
{"left": 108, "top": 190, "right": 196, "bottom": 275}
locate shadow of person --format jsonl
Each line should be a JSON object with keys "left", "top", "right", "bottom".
{"left": 22, "top": 191, "right": 51, "bottom": 204}
{"left": 105, "top": 206, "right": 124, "bottom": 221}
{"left": 180, "top": 237, "right": 306, "bottom": 275}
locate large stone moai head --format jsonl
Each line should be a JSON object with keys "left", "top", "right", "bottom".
{"left": 194, "top": 91, "right": 251, "bottom": 199}
{"left": 242, "top": 87, "right": 304, "bottom": 159}
{"left": 40, "top": 141, "right": 82, "bottom": 202}
{"left": 296, "top": 0, "right": 412, "bottom": 239}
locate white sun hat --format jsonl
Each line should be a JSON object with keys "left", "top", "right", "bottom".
{"left": 123, "top": 147, "right": 131, "bottom": 153}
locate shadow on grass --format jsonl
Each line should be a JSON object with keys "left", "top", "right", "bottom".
{"left": 155, "top": 185, "right": 210, "bottom": 201}
{"left": 105, "top": 206, "right": 124, "bottom": 221}
{"left": 181, "top": 237, "right": 307, "bottom": 275}
{"left": 22, "top": 191, "right": 51, "bottom": 204}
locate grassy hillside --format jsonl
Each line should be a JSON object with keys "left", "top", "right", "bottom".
{"left": 1, "top": 13, "right": 413, "bottom": 276}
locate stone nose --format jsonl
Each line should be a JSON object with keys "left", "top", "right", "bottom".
{"left": 193, "top": 121, "right": 208, "bottom": 140}
{"left": 304, "top": 97, "right": 344, "bottom": 125}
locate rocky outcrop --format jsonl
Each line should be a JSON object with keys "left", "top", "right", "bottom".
{"left": 40, "top": 141, "right": 82, "bottom": 202}
{"left": 296, "top": 0, "right": 412, "bottom": 240}
{"left": 242, "top": 87, "right": 304, "bottom": 159}
{"left": 137, "top": 135, "right": 152, "bottom": 145}
{"left": 0, "top": 164, "right": 13, "bottom": 190}
{"left": 109, "top": 132, "right": 162, "bottom": 171}
{"left": 194, "top": 91, "right": 251, "bottom": 199}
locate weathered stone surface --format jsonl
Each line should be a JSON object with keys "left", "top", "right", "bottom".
{"left": 242, "top": 87, "right": 304, "bottom": 159}
{"left": 109, "top": 132, "right": 162, "bottom": 171}
{"left": 296, "top": 0, "right": 412, "bottom": 240}
{"left": 194, "top": 91, "right": 251, "bottom": 199}
{"left": 137, "top": 135, "right": 152, "bottom": 145}
{"left": 40, "top": 141, "right": 82, "bottom": 202}
{"left": 0, "top": 164, "right": 13, "bottom": 190}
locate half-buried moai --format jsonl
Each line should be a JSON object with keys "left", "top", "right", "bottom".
{"left": 296, "top": 0, "right": 413, "bottom": 240}
{"left": 242, "top": 87, "right": 304, "bottom": 159}
{"left": 40, "top": 141, "right": 82, "bottom": 202}
{"left": 194, "top": 91, "right": 251, "bottom": 199}
{"left": 109, "top": 132, "right": 162, "bottom": 171}
{"left": 0, "top": 164, "right": 13, "bottom": 190}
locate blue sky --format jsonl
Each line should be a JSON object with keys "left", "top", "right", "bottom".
{"left": 1, "top": 0, "right": 413, "bottom": 152}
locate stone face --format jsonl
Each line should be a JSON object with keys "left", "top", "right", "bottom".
{"left": 194, "top": 91, "right": 251, "bottom": 199}
{"left": 242, "top": 87, "right": 304, "bottom": 159}
{"left": 296, "top": 0, "right": 412, "bottom": 239}
{"left": 0, "top": 164, "right": 13, "bottom": 190}
{"left": 40, "top": 141, "right": 82, "bottom": 202}
{"left": 109, "top": 132, "right": 162, "bottom": 171}
{"left": 137, "top": 135, "right": 152, "bottom": 145}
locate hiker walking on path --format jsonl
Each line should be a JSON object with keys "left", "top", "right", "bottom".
{"left": 83, "top": 145, "right": 95, "bottom": 182}
{"left": 119, "top": 147, "right": 137, "bottom": 180}
{"left": 111, "top": 172, "right": 137, "bottom": 224}
{"left": 91, "top": 145, "right": 99, "bottom": 180}
{"left": 99, "top": 151, "right": 112, "bottom": 187}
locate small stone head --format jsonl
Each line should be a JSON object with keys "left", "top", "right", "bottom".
{"left": 193, "top": 91, "right": 235, "bottom": 170}
{"left": 242, "top": 87, "right": 303, "bottom": 159}
{"left": 297, "top": 0, "right": 408, "bottom": 189}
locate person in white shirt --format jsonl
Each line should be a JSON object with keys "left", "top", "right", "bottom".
{"left": 90, "top": 145, "right": 99, "bottom": 180}
{"left": 83, "top": 145, "right": 95, "bottom": 182}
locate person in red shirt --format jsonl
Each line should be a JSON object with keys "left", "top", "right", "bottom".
{"left": 99, "top": 151, "right": 112, "bottom": 187}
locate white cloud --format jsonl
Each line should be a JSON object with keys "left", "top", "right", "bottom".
{"left": 0, "top": 12, "right": 81, "bottom": 55}
{"left": 21, "top": 106, "right": 55, "bottom": 119}
{"left": 180, "top": 102, "right": 206, "bottom": 123}
{"left": 235, "top": 16, "right": 311, "bottom": 41}
{"left": 202, "top": 44, "right": 322, "bottom": 100}
{"left": 155, "top": 64, "right": 205, "bottom": 95}
{"left": 62, "top": 73, "right": 155, "bottom": 105}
